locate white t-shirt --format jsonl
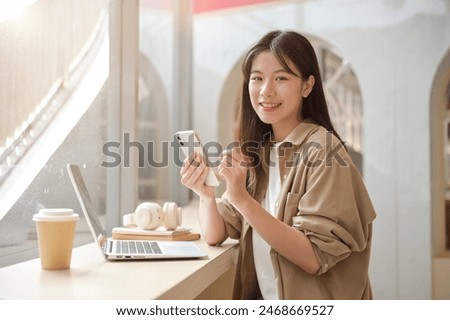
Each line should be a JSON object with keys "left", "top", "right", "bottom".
{"left": 252, "top": 143, "right": 281, "bottom": 299}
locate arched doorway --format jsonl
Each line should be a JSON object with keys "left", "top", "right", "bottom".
{"left": 218, "top": 34, "right": 364, "bottom": 173}
{"left": 430, "top": 48, "right": 450, "bottom": 254}
{"left": 430, "top": 47, "right": 450, "bottom": 299}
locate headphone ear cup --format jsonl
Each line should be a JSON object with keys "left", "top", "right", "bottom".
{"left": 135, "top": 202, "right": 163, "bottom": 230}
{"left": 162, "top": 202, "right": 182, "bottom": 230}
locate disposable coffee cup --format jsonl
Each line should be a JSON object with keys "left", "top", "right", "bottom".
{"left": 33, "top": 208, "right": 79, "bottom": 270}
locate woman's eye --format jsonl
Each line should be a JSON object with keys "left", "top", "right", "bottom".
{"left": 276, "top": 76, "right": 288, "bottom": 81}
{"left": 250, "top": 77, "right": 262, "bottom": 81}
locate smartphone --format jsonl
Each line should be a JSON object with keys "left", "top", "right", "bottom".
{"left": 175, "top": 130, "right": 220, "bottom": 186}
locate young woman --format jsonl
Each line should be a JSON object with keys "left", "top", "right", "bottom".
{"left": 180, "top": 30, "right": 376, "bottom": 299}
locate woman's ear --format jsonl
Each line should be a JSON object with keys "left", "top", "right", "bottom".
{"left": 302, "top": 75, "right": 315, "bottom": 98}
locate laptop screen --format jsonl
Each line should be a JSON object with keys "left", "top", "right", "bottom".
{"left": 67, "top": 164, "right": 105, "bottom": 244}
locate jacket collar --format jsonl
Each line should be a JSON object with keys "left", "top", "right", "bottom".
{"left": 281, "top": 118, "right": 319, "bottom": 147}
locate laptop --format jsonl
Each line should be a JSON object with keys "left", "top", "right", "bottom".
{"left": 66, "top": 164, "right": 207, "bottom": 260}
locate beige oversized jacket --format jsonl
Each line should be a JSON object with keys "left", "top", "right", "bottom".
{"left": 216, "top": 119, "right": 376, "bottom": 299}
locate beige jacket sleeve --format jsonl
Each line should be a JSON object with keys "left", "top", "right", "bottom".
{"left": 291, "top": 143, "right": 376, "bottom": 275}
{"left": 216, "top": 197, "right": 243, "bottom": 240}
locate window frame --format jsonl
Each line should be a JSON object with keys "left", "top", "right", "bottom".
{"left": 106, "top": 0, "right": 139, "bottom": 234}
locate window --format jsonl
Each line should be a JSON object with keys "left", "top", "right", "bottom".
{"left": 0, "top": 0, "right": 134, "bottom": 267}
{"left": 0, "top": 0, "right": 108, "bottom": 183}
{"left": 138, "top": 1, "right": 174, "bottom": 202}
{"left": 138, "top": 0, "right": 192, "bottom": 205}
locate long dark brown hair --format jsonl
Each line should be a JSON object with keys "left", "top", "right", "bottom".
{"left": 238, "top": 30, "right": 343, "bottom": 201}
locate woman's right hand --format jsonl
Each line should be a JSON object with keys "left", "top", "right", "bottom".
{"left": 180, "top": 153, "right": 215, "bottom": 200}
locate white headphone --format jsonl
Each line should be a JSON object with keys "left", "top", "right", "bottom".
{"left": 123, "top": 202, "right": 182, "bottom": 230}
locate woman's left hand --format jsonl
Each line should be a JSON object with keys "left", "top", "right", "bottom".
{"left": 218, "top": 147, "right": 251, "bottom": 206}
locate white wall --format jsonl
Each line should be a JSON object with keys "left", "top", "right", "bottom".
{"left": 193, "top": 0, "right": 450, "bottom": 299}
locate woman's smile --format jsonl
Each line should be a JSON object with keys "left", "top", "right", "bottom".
{"left": 259, "top": 102, "right": 282, "bottom": 111}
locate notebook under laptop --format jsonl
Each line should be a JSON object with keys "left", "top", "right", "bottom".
{"left": 66, "top": 164, "right": 207, "bottom": 260}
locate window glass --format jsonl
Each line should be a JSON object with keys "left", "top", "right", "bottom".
{"left": 0, "top": 0, "right": 113, "bottom": 267}
{"left": 138, "top": 0, "right": 174, "bottom": 203}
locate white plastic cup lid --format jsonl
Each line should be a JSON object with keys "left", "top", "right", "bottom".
{"left": 33, "top": 208, "right": 79, "bottom": 222}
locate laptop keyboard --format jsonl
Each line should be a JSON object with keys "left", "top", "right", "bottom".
{"left": 114, "top": 240, "right": 162, "bottom": 255}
